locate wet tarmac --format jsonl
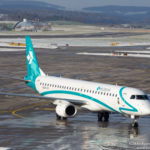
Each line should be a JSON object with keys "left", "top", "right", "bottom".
{"left": 0, "top": 111, "right": 150, "bottom": 150}
{"left": 1, "top": 35, "right": 150, "bottom": 149}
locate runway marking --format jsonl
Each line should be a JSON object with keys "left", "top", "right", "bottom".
{"left": 11, "top": 101, "right": 54, "bottom": 118}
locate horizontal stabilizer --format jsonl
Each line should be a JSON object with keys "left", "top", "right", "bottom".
{"left": 0, "top": 75, "right": 30, "bottom": 82}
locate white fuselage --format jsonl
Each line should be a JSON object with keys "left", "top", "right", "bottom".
{"left": 35, "top": 76, "right": 150, "bottom": 117}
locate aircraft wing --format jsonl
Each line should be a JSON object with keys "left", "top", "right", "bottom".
{"left": 0, "top": 92, "right": 86, "bottom": 106}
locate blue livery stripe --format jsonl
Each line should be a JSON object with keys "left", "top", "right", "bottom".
{"left": 119, "top": 87, "right": 138, "bottom": 113}
{"left": 41, "top": 90, "right": 118, "bottom": 112}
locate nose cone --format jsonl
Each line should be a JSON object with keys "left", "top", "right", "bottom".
{"left": 142, "top": 101, "right": 150, "bottom": 116}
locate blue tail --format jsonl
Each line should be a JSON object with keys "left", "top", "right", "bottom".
{"left": 24, "top": 36, "right": 45, "bottom": 91}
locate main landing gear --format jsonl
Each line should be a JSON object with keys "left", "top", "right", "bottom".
{"left": 98, "top": 112, "right": 109, "bottom": 122}
{"left": 56, "top": 114, "right": 67, "bottom": 120}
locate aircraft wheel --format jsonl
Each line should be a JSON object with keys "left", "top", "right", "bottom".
{"left": 56, "top": 114, "right": 61, "bottom": 120}
{"left": 132, "top": 122, "right": 138, "bottom": 128}
{"left": 104, "top": 112, "right": 109, "bottom": 122}
{"left": 62, "top": 117, "right": 67, "bottom": 120}
{"left": 98, "top": 112, "right": 103, "bottom": 121}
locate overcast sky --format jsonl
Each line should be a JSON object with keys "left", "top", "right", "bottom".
{"left": 34, "top": 0, "right": 150, "bottom": 10}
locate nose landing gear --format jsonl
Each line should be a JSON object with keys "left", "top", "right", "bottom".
{"left": 131, "top": 115, "right": 139, "bottom": 128}
{"left": 132, "top": 119, "right": 138, "bottom": 128}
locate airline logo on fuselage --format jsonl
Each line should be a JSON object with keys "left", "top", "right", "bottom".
{"left": 97, "top": 86, "right": 101, "bottom": 91}
{"left": 97, "top": 86, "right": 111, "bottom": 92}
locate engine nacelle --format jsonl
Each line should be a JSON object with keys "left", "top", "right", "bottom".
{"left": 55, "top": 100, "right": 77, "bottom": 118}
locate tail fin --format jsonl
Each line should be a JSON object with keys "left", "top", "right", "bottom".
{"left": 25, "top": 36, "right": 45, "bottom": 84}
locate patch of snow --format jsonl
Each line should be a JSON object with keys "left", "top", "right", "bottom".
{"left": 0, "top": 48, "right": 25, "bottom": 52}
{"left": 77, "top": 52, "right": 150, "bottom": 58}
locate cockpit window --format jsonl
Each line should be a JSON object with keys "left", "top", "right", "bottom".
{"left": 130, "top": 95, "right": 149, "bottom": 100}
{"left": 136, "top": 95, "right": 149, "bottom": 100}
{"left": 130, "top": 95, "right": 135, "bottom": 99}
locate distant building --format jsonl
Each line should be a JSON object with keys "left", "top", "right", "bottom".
{"left": 34, "top": 22, "right": 52, "bottom": 32}
{"left": 121, "top": 24, "right": 131, "bottom": 28}
{"left": 13, "top": 18, "right": 51, "bottom": 32}
{"left": 0, "top": 14, "right": 8, "bottom": 20}
{"left": 14, "top": 19, "right": 34, "bottom": 31}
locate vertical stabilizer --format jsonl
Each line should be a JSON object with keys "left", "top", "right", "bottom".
{"left": 25, "top": 36, "right": 41, "bottom": 81}
{"left": 24, "top": 36, "right": 45, "bottom": 91}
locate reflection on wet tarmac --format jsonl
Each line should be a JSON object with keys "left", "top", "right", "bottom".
{"left": 0, "top": 111, "right": 150, "bottom": 150}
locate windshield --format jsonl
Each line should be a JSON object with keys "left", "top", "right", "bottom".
{"left": 130, "top": 95, "right": 149, "bottom": 100}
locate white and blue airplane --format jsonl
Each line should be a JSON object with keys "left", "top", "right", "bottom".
{"left": 1, "top": 36, "right": 150, "bottom": 127}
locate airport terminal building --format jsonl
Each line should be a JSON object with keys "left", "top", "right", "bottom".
{"left": 14, "top": 19, "right": 51, "bottom": 32}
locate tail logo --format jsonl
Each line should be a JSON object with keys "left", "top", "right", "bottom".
{"left": 27, "top": 51, "right": 33, "bottom": 64}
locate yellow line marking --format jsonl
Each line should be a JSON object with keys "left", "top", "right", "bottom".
{"left": 35, "top": 108, "right": 55, "bottom": 111}
{"left": 43, "top": 108, "right": 55, "bottom": 111}
{"left": 11, "top": 111, "right": 24, "bottom": 118}
{"left": 11, "top": 101, "right": 52, "bottom": 118}
{"left": 0, "top": 110, "right": 10, "bottom": 113}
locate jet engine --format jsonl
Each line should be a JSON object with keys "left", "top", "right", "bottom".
{"left": 55, "top": 100, "right": 77, "bottom": 118}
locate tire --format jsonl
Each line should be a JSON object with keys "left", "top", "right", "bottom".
{"left": 104, "top": 112, "right": 109, "bottom": 122}
{"left": 98, "top": 112, "right": 104, "bottom": 121}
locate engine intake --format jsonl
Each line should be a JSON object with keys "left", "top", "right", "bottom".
{"left": 66, "top": 105, "right": 76, "bottom": 116}
{"left": 55, "top": 101, "right": 77, "bottom": 118}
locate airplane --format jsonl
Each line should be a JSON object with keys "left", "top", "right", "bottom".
{"left": 0, "top": 36, "right": 150, "bottom": 128}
